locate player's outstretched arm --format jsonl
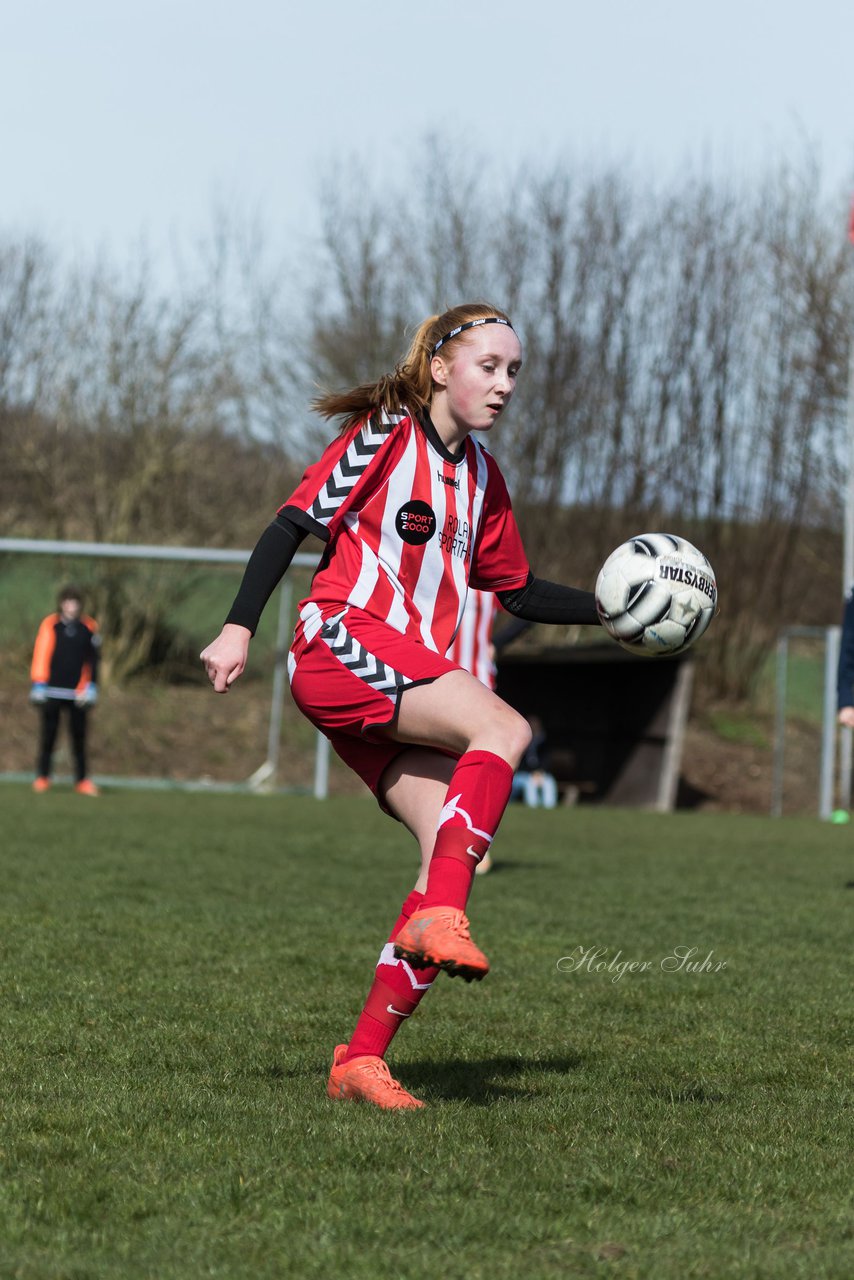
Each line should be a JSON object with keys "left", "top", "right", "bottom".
{"left": 201, "top": 624, "right": 252, "bottom": 694}
{"left": 496, "top": 575, "right": 600, "bottom": 625}
{"left": 201, "top": 514, "right": 309, "bottom": 694}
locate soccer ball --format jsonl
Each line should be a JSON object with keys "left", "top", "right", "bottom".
{"left": 595, "top": 533, "right": 717, "bottom": 656}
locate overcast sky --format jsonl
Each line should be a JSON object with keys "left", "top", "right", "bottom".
{"left": 3, "top": 0, "right": 852, "bottom": 268}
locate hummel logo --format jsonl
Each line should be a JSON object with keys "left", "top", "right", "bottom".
{"left": 437, "top": 470, "right": 460, "bottom": 489}
{"left": 387, "top": 1004, "right": 411, "bottom": 1018}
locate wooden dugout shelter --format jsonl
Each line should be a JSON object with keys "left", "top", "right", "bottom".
{"left": 496, "top": 643, "right": 694, "bottom": 811}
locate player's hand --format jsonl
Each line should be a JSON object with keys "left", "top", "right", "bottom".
{"left": 76, "top": 683, "right": 97, "bottom": 707}
{"left": 200, "top": 624, "right": 251, "bottom": 693}
{"left": 30, "top": 682, "right": 47, "bottom": 704}
{"left": 838, "top": 706, "right": 854, "bottom": 728}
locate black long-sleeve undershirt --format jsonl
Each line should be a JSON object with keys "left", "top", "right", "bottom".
{"left": 224, "top": 515, "right": 601, "bottom": 635}
{"left": 225, "top": 514, "right": 307, "bottom": 634}
{"left": 496, "top": 574, "right": 600, "bottom": 626}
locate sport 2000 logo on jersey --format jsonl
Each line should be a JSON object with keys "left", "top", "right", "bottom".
{"left": 395, "top": 501, "right": 436, "bottom": 545}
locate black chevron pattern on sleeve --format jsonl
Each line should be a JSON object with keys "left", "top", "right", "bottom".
{"left": 310, "top": 418, "right": 399, "bottom": 524}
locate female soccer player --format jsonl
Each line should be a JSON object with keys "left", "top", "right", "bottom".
{"left": 201, "top": 303, "right": 601, "bottom": 1108}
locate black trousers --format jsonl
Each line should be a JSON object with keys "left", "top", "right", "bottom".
{"left": 37, "top": 699, "right": 89, "bottom": 782}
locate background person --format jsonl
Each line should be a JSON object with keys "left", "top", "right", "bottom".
{"left": 511, "top": 713, "right": 559, "bottom": 809}
{"left": 837, "top": 587, "right": 854, "bottom": 729}
{"left": 30, "top": 586, "right": 100, "bottom": 795}
{"left": 446, "top": 586, "right": 500, "bottom": 692}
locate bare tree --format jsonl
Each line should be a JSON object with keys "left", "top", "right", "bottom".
{"left": 3, "top": 149, "right": 852, "bottom": 696}
{"left": 0, "top": 229, "right": 300, "bottom": 678}
{"left": 303, "top": 149, "right": 854, "bottom": 699}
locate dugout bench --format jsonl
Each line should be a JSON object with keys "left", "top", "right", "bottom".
{"left": 495, "top": 643, "right": 694, "bottom": 811}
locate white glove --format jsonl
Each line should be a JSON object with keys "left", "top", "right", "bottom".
{"left": 76, "top": 683, "right": 98, "bottom": 707}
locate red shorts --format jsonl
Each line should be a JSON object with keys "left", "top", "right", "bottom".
{"left": 288, "top": 607, "right": 461, "bottom": 801}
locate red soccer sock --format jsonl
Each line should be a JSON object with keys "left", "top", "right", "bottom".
{"left": 420, "top": 750, "right": 514, "bottom": 911}
{"left": 343, "top": 890, "right": 440, "bottom": 1063}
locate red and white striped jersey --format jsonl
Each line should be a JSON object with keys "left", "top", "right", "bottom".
{"left": 446, "top": 589, "right": 499, "bottom": 689}
{"left": 282, "top": 409, "right": 529, "bottom": 663}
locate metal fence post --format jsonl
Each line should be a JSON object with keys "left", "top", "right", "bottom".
{"left": 313, "top": 731, "right": 330, "bottom": 800}
{"left": 820, "top": 626, "right": 841, "bottom": 820}
{"left": 267, "top": 581, "right": 293, "bottom": 775}
{"left": 771, "top": 632, "right": 788, "bottom": 817}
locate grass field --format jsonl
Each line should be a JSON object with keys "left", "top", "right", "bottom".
{"left": 1, "top": 789, "right": 851, "bottom": 1279}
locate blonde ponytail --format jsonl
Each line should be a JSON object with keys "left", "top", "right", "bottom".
{"left": 312, "top": 302, "right": 513, "bottom": 433}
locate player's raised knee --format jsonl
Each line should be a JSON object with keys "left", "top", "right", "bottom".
{"left": 491, "top": 705, "right": 532, "bottom": 769}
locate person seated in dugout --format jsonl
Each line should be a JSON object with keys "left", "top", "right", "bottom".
{"left": 510, "top": 714, "right": 559, "bottom": 809}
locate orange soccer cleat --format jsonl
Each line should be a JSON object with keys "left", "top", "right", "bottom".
{"left": 32, "top": 777, "right": 51, "bottom": 794}
{"left": 327, "top": 1044, "right": 425, "bottom": 1109}
{"left": 393, "top": 906, "right": 490, "bottom": 982}
{"left": 74, "top": 779, "right": 100, "bottom": 797}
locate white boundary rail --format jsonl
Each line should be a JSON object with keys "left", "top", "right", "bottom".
{"left": 0, "top": 536, "right": 331, "bottom": 798}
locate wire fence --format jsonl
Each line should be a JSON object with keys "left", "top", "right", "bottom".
{"left": 0, "top": 535, "right": 332, "bottom": 793}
